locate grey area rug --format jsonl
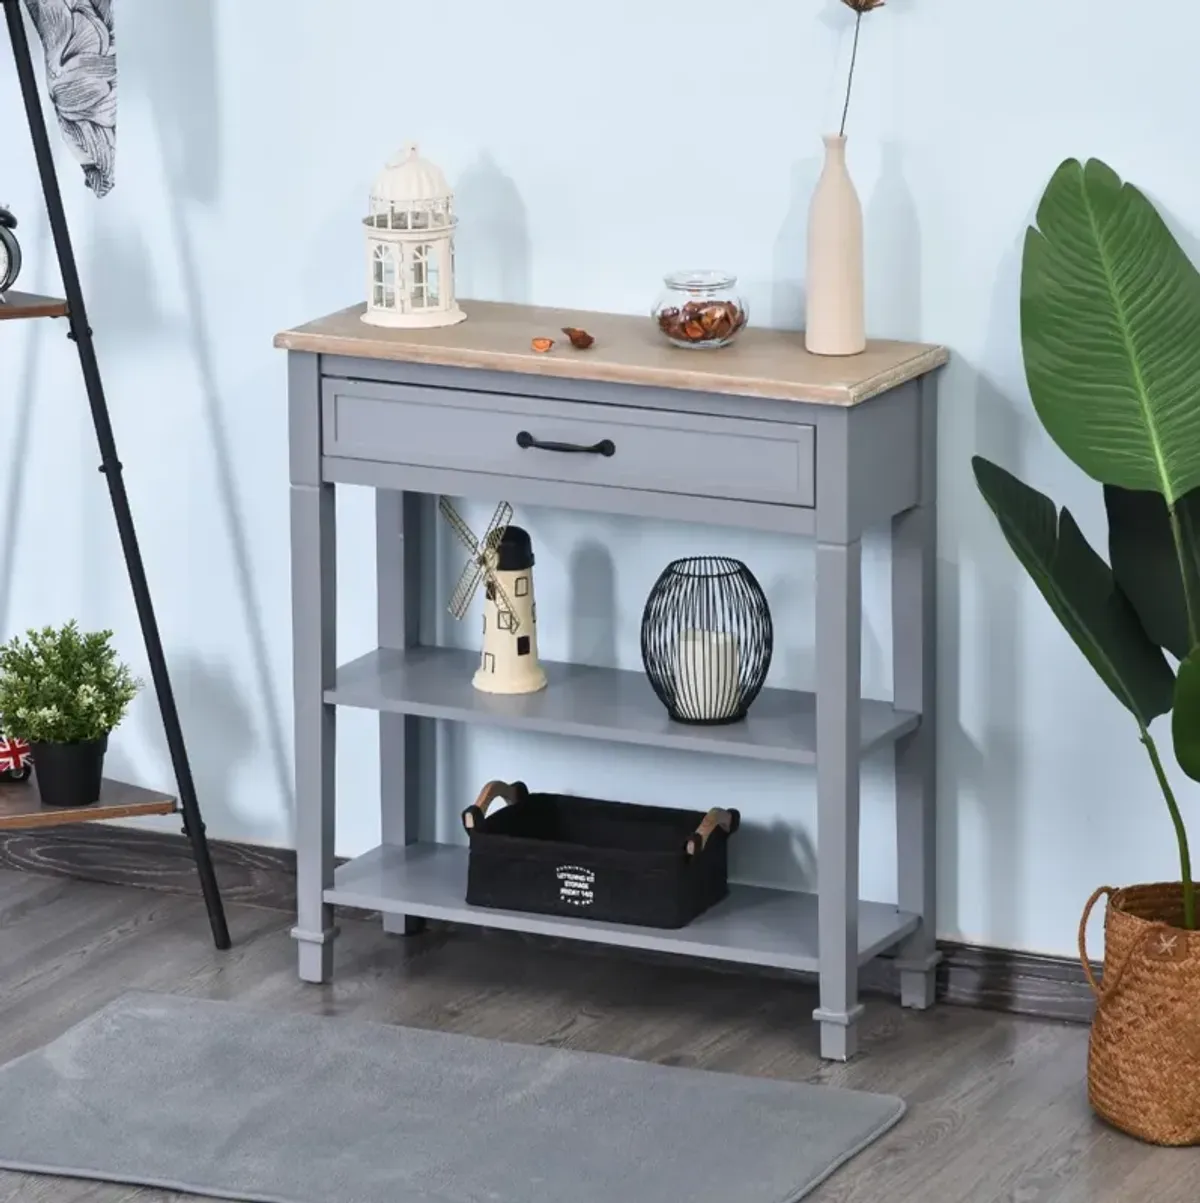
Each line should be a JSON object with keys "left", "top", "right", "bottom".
{"left": 0, "top": 992, "right": 904, "bottom": 1203}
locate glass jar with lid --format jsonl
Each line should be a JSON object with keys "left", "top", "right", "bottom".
{"left": 652, "top": 270, "right": 748, "bottom": 350}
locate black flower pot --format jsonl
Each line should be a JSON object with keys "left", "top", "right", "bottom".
{"left": 31, "top": 735, "right": 107, "bottom": 808}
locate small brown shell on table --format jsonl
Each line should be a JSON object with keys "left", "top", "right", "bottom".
{"left": 562, "top": 326, "right": 595, "bottom": 349}
{"left": 531, "top": 337, "right": 555, "bottom": 353}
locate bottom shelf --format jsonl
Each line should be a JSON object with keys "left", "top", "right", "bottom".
{"left": 326, "top": 843, "right": 919, "bottom": 974}
{"left": 0, "top": 776, "right": 177, "bottom": 831}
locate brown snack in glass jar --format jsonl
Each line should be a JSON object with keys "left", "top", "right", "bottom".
{"left": 657, "top": 299, "right": 744, "bottom": 344}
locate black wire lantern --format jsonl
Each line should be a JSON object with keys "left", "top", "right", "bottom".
{"left": 640, "top": 557, "right": 773, "bottom": 725}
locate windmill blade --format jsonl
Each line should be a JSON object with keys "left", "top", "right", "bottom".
{"left": 479, "top": 501, "right": 514, "bottom": 557}
{"left": 447, "top": 558, "right": 484, "bottom": 621}
{"left": 485, "top": 566, "right": 522, "bottom": 635}
{"left": 439, "top": 496, "right": 481, "bottom": 556}
{"left": 437, "top": 496, "right": 519, "bottom": 625}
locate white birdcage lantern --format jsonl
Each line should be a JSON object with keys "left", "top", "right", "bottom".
{"left": 361, "top": 143, "right": 466, "bottom": 329}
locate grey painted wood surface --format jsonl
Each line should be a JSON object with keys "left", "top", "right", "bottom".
{"left": 892, "top": 375, "right": 941, "bottom": 1008}
{"left": 814, "top": 539, "right": 865, "bottom": 1060}
{"left": 0, "top": 870, "right": 1190, "bottom": 1203}
{"left": 376, "top": 489, "right": 431, "bottom": 938}
{"left": 289, "top": 351, "right": 338, "bottom": 983}
{"left": 288, "top": 342, "right": 944, "bottom": 1059}
{"left": 324, "top": 380, "right": 818, "bottom": 507}
{"left": 326, "top": 453, "right": 824, "bottom": 534}
{"left": 325, "top": 842, "right": 920, "bottom": 971}
{"left": 329, "top": 646, "right": 920, "bottom": 765}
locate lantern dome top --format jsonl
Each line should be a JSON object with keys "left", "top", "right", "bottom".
{"left": 372, "top": 143, "right": 451, "bottom": 205}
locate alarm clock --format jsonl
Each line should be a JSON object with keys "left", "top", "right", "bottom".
{"left": 0, "top": 206, "right": 21, "bottom": 297}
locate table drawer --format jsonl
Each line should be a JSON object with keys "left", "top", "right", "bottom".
{"left": 322, "top": 384, "right": 815, "bottom": 507}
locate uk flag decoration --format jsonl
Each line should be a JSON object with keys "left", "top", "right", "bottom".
{"left": 0, "top": 733, "right": 32, "bottom": 779}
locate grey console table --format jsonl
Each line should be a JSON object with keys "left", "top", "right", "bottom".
{"left": 276, "top": 300, "right": 948, "bottom": 1060}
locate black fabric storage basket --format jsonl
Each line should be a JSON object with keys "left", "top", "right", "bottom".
{"left": 462, "top": 781, "right": 740, "bottom": 929}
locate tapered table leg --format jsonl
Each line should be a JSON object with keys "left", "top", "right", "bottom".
{"left": 893, "top": 376, "right": 941, "bottom": 1007}
{"left": 814, "top": 538, "right": 864, "bottom": 1061}
{"left": 289, "top": 352, "right": 337, "bottom": 982}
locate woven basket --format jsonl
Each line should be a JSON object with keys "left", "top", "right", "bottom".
{"left": 1079, "top": 882, "right": 1200, "bottom": 1145}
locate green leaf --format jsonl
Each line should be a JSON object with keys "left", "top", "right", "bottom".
{"left": 973, "top": 456, "right": 1175, "bottom": 727}
{"left": 1173, "top": 649, "right": 1200, "bottom": 782}
{"left": 1106, "top": 484, "right": 1200, "bottom": 660}
{"left": 1022, "top": 158, "right": 1200, "bottom": 505}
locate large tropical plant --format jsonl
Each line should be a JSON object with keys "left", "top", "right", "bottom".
{"left": 973, "top": 158, "right": 1200, "bottom": 930}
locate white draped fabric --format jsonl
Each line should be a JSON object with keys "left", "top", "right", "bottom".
{"left": 22, "top": 0, "right": 116, "bottom": 197}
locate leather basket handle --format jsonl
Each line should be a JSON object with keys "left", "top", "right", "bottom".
{"left": 685, "top": 807, "right": 740, "bottom": 857}
{"left": 462, "top": 780, "right": 527, "bottom": 832}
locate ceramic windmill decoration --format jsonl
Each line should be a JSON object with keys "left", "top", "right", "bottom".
{"left": 439, "top": 498, "right": 546, "bottom": 695}
{"left": 362, "top": 142, "right": 466, "bottom": 329}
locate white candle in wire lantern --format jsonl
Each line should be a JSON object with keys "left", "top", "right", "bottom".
{"left": 673, "top": 629, "right": 741, "bottom": 721}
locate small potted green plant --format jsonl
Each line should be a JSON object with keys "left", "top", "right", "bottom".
{"left": 0, "top": 622, "right": 141, "bottom": 808}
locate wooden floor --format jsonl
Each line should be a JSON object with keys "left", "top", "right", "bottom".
{"left": 0, "top": 868, "right": 1194, "bottom": 1202}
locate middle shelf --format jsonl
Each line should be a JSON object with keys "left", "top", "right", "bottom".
{"left": 328, "top": 646, "right": 920, "bottom": 767}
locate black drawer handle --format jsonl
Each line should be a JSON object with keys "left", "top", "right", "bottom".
{"left": 516, "top": 430, "right": 615, "bottom": 457}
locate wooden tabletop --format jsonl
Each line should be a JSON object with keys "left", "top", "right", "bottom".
{"left": 0, "top": 291, "right": 68, "bottom": 321}
{"left": 0, "top": 776, "right": 177, "bottom": 831}
{"left": 275, "top": 300, "right": 947, "bottom": 407}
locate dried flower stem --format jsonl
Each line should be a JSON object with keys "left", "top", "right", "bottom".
{"left": 839, "top": 10, "right": 864, "bottom": 139}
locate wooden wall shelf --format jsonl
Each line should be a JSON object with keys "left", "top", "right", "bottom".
{"left": 0, "top": 291, "right": 68, "bottom": 321}
{"left": 0, "top": 777, "right": 177, "bottom": 831}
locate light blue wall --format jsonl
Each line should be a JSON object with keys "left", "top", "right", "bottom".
{"left": 0, "top": 0, "right": 1194, "bottom": 956}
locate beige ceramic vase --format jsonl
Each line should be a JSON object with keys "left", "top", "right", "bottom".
{"left": 805, "top": 134, "right": 866, "bottom": 357}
